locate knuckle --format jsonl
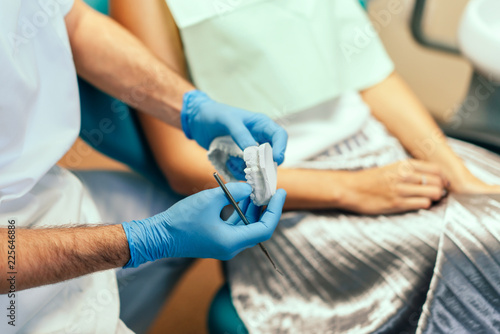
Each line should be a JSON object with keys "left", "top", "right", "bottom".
{"left": 399, "top": 162, "right": 415, "bottom": 177}
{"left": 386, "top": 178, "right": 399, "bottom": 191}
{"left": 428, "top": 176, "right": 439, "bottom": 186}
{"left": 391, "top": 197, "right": 403, "bottom": 208}
{"left": 401, "top": 174, "right": 413, "bottom": 183}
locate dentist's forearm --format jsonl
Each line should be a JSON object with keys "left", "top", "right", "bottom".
{"left": 65, "top": 0, "right": 194, "bottom": 128}
{"left": 0, "top": 225, "right": 129, "bottom": 294}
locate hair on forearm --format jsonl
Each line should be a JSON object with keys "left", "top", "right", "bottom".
{"left": 0, "top": 224, "right": 129, "bottom": 293}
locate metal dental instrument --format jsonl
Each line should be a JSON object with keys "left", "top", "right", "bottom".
{"left": 213, "top": 172, "right": 283, "bottom": 276}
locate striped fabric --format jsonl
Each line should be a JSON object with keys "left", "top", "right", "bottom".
{"left": 227, "top": 116, "right": 500, "bottom": 334}
{"left": 418, "top": 195, "right": 500, "bottom": 334}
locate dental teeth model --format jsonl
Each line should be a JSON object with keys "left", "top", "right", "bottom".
{"left": 208, "top": 136, "right": 277, "bottom": 206}
{"left": 243, "top": 143, "right": 278, "bottom": 206}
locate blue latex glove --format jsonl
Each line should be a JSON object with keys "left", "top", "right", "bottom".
{"left": 226, "top": 156, "right": 247, "bottom": 181}
{"left": 225, "top": 196, "right": 264, "bottom": 226}
{"left": 122, "top": 183, "right": 287, "bottom": 267}
{"left": 180, "top": 90, "right": 288, "bottom": 165}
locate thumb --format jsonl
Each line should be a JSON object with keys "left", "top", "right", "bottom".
{"left": 238, "top": 189, "right": 287, "bottom": 245}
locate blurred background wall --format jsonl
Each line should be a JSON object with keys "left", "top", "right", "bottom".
{"left": 369, "top": 0, "right": 472, "bottom": 121}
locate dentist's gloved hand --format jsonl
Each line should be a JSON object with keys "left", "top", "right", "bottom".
{"left": 181, "top": 90, "right": 288, "bottom": 165}
{"left": 122, "top": 183, "right": 287, "bottom": 267}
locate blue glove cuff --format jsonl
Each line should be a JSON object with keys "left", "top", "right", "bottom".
{"left": 121, "top": 214, "right": 174, "bottom": 268}
{"left": 180, "top": 90, "right": 210, "bottom": 140}
{"left": 122, "top": 221, "right": 140, "bottom": 268}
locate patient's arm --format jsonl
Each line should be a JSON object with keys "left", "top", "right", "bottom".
{"left": 110, "top": 0, "right": 449, "bottom": 215}
{"left": 362, "top": 73, "right": 500, "bottom": 194}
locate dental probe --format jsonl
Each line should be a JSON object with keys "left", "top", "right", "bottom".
{"left": 213, "top": 172, "right": 284, "bottom": 276}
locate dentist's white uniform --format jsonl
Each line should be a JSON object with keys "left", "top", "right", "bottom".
{"left": 0, "top": 1, "right": 131, "bottom": 333}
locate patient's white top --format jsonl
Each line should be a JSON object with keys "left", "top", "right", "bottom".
{"left": 167, "top": 0, "right": 394, "bottom": 165}
{"left": 0, "top": 1, "right": 130, "bottom": 333}
{"left": 167, "top": 0, "right": 393, "bottom": 113}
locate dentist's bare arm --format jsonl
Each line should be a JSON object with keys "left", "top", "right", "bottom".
{"left": 0, "top": 225, "right": 129, "bottom": 294}
{"left": 64, "top": 0, "right": 194, "bottom": 127}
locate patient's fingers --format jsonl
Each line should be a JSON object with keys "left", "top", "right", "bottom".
{"left": 398, "top": 184, "right": 444, "bottom": 201}
{"left": 410, "top": 160, "right": 449, "bottom": 184}
{"left": 404, "top": 173, "right": 444, "bottom": 187}
{"left": 402, "top": 197, "right": 433, "bottom": 211}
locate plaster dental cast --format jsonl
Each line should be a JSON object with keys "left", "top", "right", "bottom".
{"left": 209, "top": 137, "right": 278, "bottom": 206}
{"left": 0, "top": 1, "right": 287, "bottom": 333}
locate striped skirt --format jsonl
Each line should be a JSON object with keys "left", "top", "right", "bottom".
{"left": 227, "top": 116, "right": 500, "bottom": 334}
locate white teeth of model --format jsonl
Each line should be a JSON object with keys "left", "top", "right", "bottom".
{"left": 243, "top": 143, "right": 277, "bottom": 206}
{"left": 207, "top": 136, "right": 278, "bottom": 206}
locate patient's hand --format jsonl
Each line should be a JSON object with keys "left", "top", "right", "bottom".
{"left": 449, "top": 172, "right": 500, "bottom": 195}
{"left": 338, "top": 160, "right": 447, "bottom": 215}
